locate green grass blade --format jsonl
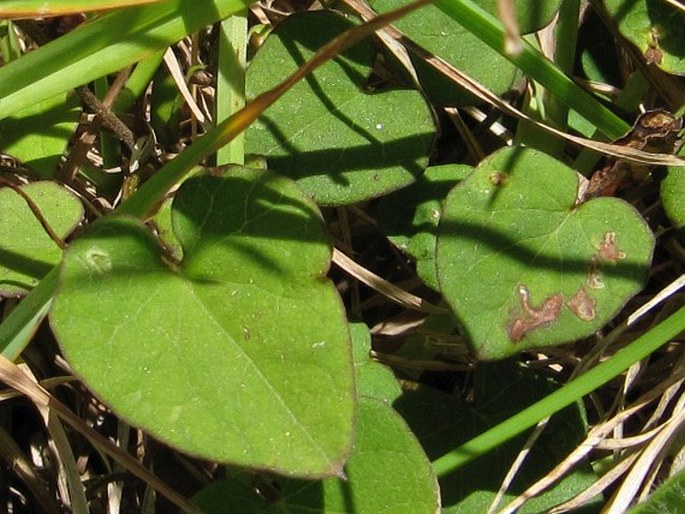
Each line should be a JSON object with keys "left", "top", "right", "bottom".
{"left": 216, "top": 12, "right": 248, "bottom": 166}
{"left": 515, "top": 0, "right": 581, "bottom": 158}
{"left": 0, "top": 267, "right": 58, "bottom": 361}
{"left": 432, "top": 303, "right": 685, "bottom": 477}
{"left": 0, "top": 0, "right": 251, "bottom": 120}
{"left": 433, "top": 0, "right": 629, "bottom": 139}
{"left": 0, "top": 0, "right": 163, "bottom": 17}
{"left": 113, "top": 49, "right": 166, "bottom": 113}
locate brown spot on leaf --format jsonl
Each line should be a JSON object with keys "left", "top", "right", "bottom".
{"left": 645, "top": 46, "right": 663, "bottom": 65}
{"left": 506, "top": 285, "right": 564, "bottom": 343}
{"left": 597, "top": 232, "right": 626, "bottom": 263}
{"left": 587, "top": 256, "right": 605, "bottom": 289}
{"left": 488, "top": 171, "right": 509, "bottom": 186}
{"left": 645, "top": 27, "right": 664, "bottom": 65}
{"left": 566, "top": 287, "right": 596, "bottom": 321}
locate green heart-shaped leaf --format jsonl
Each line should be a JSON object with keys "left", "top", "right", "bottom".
{"left": 436, "top": 147, "right": 654, "bottom": 360}
{"left": 0, "top": 181, "right": 83, "bottom": 297}
{"left": 245, "top": 11, "right": 435, "bottom": 205}
{"left": 50, "top": 169, "right": 354, "bottom": 477}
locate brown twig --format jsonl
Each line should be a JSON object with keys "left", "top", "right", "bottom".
{"left": 75, "top": 85, "right": 136, "bottom": 150}
{"left": 61, "top": 67, "right": 134, "bottom": 181}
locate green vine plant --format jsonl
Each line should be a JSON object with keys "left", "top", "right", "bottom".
{"left": 0, "top": 0, "right": 684, "bottom": 512}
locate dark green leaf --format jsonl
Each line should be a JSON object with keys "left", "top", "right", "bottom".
{"left": 245, "top": 11, "right": 435, "bottom": 205}
{"left": 436, "top": 147, "right": 654, "bottom": 360}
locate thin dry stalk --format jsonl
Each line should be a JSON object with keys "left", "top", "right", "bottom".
{"left": 487, "top": 417, "right": 550, "bottom": 514}
{"left": 0, "top": 355, "right": 203, "bottom": 514}
{"left": 164, "top": 48, "right": 208, "bottom": 126}
{"left": 333, "top": 248, "right": 443, "bottom": 313}
{"left": 497, "top": 361, "right": 685, "bottom": 513}
{"left": 605, "top": 391, "right": 685, "bottom": 513}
